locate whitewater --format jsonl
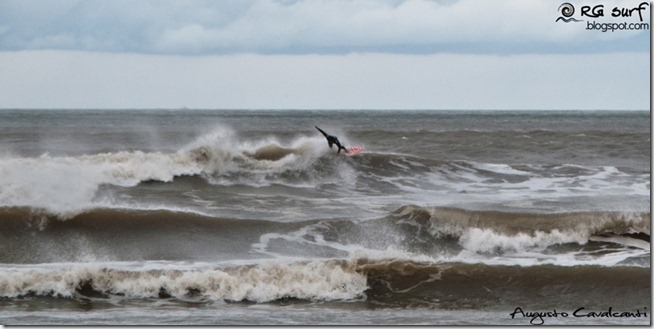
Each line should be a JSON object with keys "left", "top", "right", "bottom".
{"left": 0, "top": 109, "right": 649, "bottom": 325}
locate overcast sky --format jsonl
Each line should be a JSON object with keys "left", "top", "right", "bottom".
{"left": 0, "top": 0, "right": 650, "bottom": 110}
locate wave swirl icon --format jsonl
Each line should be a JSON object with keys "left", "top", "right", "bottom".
{"left": 556, "top": 2, "right": 582, "bottom": 22}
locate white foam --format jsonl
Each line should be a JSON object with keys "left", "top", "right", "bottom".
{"left": 447, "top": 246, "right": 649, "bottom": 267}
{"left": 441, "top": 225, "right": 650, "bottom": 267}
{"left": 470, "top": 162, "right": 531, "bottom": 176}
{"left": 0, "top": 260, "right": 368, "bottom": 302}
{"left": 0, "top": 150, "right": 205, "bottom": 216}
{"left": 459, "top": 228, "right": 589, "bottom": 253}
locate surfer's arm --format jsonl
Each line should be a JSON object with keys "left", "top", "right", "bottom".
{"left": 315, "top": 126, "right": 329, "bottom": 138}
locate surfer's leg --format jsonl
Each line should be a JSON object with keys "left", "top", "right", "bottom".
{"left": 334, "top": 139, "right": 346, "bottom": 152}
{"left": 334, "top": 141, "right": 345, "bottom": 153}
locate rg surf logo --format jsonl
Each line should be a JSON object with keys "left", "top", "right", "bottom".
{"left": 556, "top": 2, "right": 649, "bottom": 22}
{"left": 556, "top": 1, "right": 650, "bottom": 32}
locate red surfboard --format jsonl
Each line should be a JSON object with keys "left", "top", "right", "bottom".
{"left": 345, "top": 146, "right": 363, "bottom": 156}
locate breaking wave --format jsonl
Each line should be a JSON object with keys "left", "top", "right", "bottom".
{"left": 0, "top": 126, "right": 333, "bottom": 216}
{"left": 0, "top": 260, "right": 367, "bottom": 303}
{"left": 391, "top": 205, "right": 650, "bottom": 253}
{"left": 0, "top": 259, "right": 649, "bottom": 309}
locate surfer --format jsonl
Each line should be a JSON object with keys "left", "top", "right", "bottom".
{"left": 315, "top": 126, "right": 347, "bottom": 154}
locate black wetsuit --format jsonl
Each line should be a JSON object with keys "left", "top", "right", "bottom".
{"left": 315, "top": 126, "right": 347, "bottom": 154}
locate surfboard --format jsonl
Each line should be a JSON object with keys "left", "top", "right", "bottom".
{"left": 345, "top": 146, "right": 363, "bottom": 156}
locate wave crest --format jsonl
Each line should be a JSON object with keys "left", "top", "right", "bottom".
{"left": 0, "top": 260, "right": 367, "bottom": 302}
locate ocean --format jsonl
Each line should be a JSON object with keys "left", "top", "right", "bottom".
{"left": 0, "top": 109, "right": 649, "bottom": 325}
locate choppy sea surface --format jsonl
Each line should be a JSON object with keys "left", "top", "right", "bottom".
{"left": 0, "top": 109, "right": 650, "bottom": 325}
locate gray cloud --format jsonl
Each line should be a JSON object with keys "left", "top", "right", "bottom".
{"left": 0, "top": 0, "right": 649, "bottom": 55}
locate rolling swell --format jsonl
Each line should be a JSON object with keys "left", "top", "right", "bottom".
{"left": 393, "top": 205, "right": 650, "bottom": 237}
{"left": 1, "top": 205, "right": 649, "bottom": 264}
{"left": 0, "top": 259, "right": 648, "bottom": 310}
{"left": 353, "top": 128, "right": 650, "bottom": 170}
{"left": 357, "top": 260, "right": 650, "bottom": 309}
{"left": 390, "top": 205, "right": 650, "bottom": 252}
{"left": 0, "top": 207, "right": 314, "bottom": 264}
